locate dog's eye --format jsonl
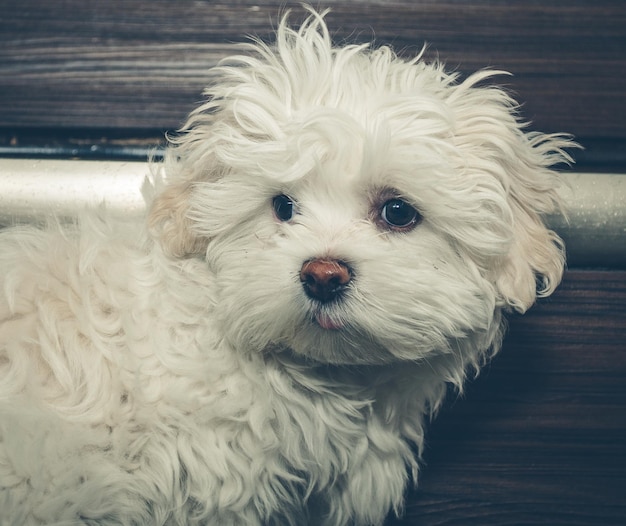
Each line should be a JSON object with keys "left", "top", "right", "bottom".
{"left": 272, "top": 194, "right": 295, "bottom": 222}
{"left": 380, "top": 198, "right": 421, "bottom": 230}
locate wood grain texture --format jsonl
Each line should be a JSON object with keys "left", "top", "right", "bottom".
{"left": 387, "top": 270, "right": 626, "bottom": 525}
{"left": 1, "top": 0, "right": 624, "bottom": 144}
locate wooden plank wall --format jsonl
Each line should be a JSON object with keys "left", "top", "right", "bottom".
{"left": 390, "top": 270, "right": 626, "bottom": 525}
{"left": 1, "top": 0, "right": 625, "bottom": 170}
{"left": 0, "top": 2, "right": 625, "bottom": 525}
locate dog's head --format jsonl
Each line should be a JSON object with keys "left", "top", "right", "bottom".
{"left": 149, "top": 9, "right": 572, "bottom": 367}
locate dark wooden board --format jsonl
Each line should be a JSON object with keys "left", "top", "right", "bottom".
{"left": 388, "top": 269, "right": 626, "bottom": 525}
{"left": 1, "top": 0, "right": 624, "bottom": 153}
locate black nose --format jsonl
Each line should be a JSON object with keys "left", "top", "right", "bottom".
{"left": 300, "top": 259, "right": 352, "bottom": 303}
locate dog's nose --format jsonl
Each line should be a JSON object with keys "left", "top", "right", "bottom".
{"left": 300, "top": 259, "right": 352, "bottom": 303}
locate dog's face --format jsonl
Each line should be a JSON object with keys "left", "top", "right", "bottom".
{"left": 149, "top": 11, "right": 570, "bottom": 366}
{"left": 184, "top": 129, "right": 500, "bottom": 365}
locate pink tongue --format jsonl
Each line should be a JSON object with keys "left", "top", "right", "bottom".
{"left": 316, "top": 312, "right": 344, "bottom": 330}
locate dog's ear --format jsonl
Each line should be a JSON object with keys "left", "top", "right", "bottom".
{"left": 495, "top": 187, "right": 566, "bottom": 313}
{"left": 448, "top": 73, "right": 573, "bottom": 313}
{"left": 148, "top": 180, "right": 208, "bottom": 259}
{"left": 147, "top": 122, "right": 222, "bottom": 259}
{"left": 493, "top": 129, "right": 573, "bottom": 313}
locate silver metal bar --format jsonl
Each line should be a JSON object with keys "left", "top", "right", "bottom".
{"left": 549, "top": 172, "right": 626, "bottom": 268}
{"left": 0, "top": 159, "right": 149, "bottom": 223}
{"left": 0, "top": 159, "right": 624, "bottom": 267}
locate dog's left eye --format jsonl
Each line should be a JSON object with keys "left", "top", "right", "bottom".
{"left": 272, "top": 194, "right": 295, "bottom": 222}
{"left": 380, "top": 198, "right": 421, "bottom": 230}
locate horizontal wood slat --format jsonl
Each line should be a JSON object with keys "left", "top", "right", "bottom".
{"left": 1, "top": 0, "right": 624, "bottom": 144}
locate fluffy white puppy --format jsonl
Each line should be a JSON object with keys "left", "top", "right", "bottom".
{"left": 0, "top": 8, "right": 572, "bottom": 526}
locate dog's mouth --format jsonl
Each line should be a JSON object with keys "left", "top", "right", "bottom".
{"left": 313, "top": 310, "right": 345, "bottom": 331}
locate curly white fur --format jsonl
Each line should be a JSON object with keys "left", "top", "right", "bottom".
{"left": 0, "top": 8, "right": 572, "bottom": 525}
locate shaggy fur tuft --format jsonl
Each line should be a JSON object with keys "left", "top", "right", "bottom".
{"left": 0, "top": 8, "right": 573, "bottom": 525}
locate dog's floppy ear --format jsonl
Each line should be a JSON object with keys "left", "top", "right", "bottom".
{"left": 492, "top": 128, "right": 574, "bottom": 313}
{"left": 448, "top": 72, "right": 573, "bottom": 313}
{"left": 148, "top": 179, "right": 209, "bottom": 259}
{"left": 148, "top": 115, "right": 224, "bottom": 259}
{"left": 495, "top": 181, "right": 566, "bottom": 313}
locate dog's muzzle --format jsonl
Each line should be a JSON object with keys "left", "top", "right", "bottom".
{"left": 300, "top": 258, "right": 352, "bottom": 303}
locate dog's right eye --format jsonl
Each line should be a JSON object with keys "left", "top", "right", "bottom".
{"left": 379, "top": 198, "right": 421, "bottom": 231}
{"left": 272, "top": 194, "right": 295, "bottom": 222}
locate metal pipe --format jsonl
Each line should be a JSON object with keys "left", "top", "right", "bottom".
{"left": 0, "top": 159, "right": 624, "bottom": 268}
{"left": 548, "top": 173, "right": 626, "bottom": 268}
{"left": 0, "top": 159, "right": 149, "bottom": 223}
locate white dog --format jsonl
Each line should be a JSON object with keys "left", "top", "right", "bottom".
{"left": 0, "top": 8, "right": 572, "bottom": 526}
